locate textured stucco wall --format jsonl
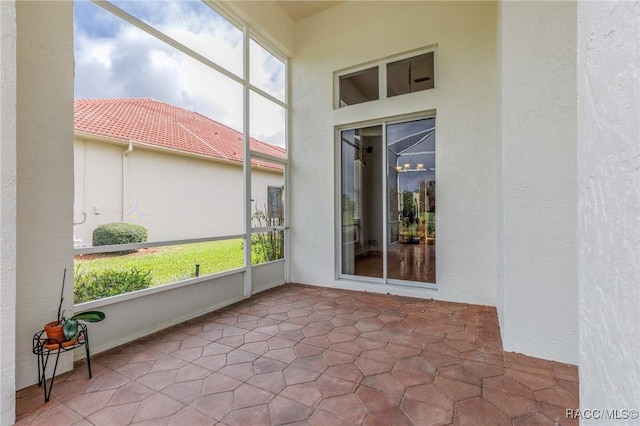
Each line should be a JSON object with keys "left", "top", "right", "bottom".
{"left": 578, "top": 0, "right": 640, "bottom": 418}
{"left": 15, "top": 1, "right": 74, "bottom": 389}
{"left": 73, "top": 139, "right": 283, "bottom": 244}
{"left": 498, "top": 1, "right": 578, "bottom": 364}
{"left": 0, "top": 1, "right": 17, "bottom": 423}
{"left": 290, "top": 1, "right": 498, "bottom": 305}
{"left": 219, "top": 0, "right": 294, "bottom": 57}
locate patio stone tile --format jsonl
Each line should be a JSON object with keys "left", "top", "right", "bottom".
{"left": 308, "top": 409, "right": 355, "bottom": 426}
{"left": 252, "top": 356, "right": 288, "bottom": 374}
{"left": 238, "top": 340, "right": 270, "bottom": 355}
{"left": 201, "top": 341, "right": 233, "bottom": 356}
{"left": 316, "top": 374, "right": 358, "bottom": 397}
{"left": 84, "top": 371, "right": 130, "bottom": 393}
{"left": 169, "top": 347, "right": 203, "bottom": 362}
{"left": 25, "top": 403, "right": 82, "bottom": 425}
{"left": 15, "top": 284, "right": 581, "bottom": 425}
{"left": 160, "top": 380, "right": 204, "bottom": 404}
{"left": 433, "top": 376, "right": 482, "bottom": 402}
{"left": 201, "top": 372, "right": 243, "bottom": 395}
{"left": 167, "top": 406, "right": 213, "bottom": 426}
{"left": 290, "top": 354, "right": 328, "bottom": 373}
{"left": 280, "top": 381, "right": 323, "bottom": 407}
{"left": 116, "top": 361, "right": 154, "bottom": 379}
{"left": 300, "top": 335, "right": 333, "bottom": 349}
{"left": 402, "top": 397, "right": 453, "bottom": 426}
{"left": 217, "top": 362, "right": 255, "bottom": 381}
{"left": 505, "top": 368, "right": 557, "bottom": 391}
{"left": 48, "top": 378, "right": 92, "bottom": 403}
{"left": 223, "top": 404, "right": 271, "bottom": 425}
{"left": 453, "top": 397, "right": 511, "bottom": 426}
{"left": 405, "top": 383, "right": 454, "bottom": 411}
{"left": 330, "top": 341, "right": 363, "bottom": 356}
{"left": 196, "top": 330, "right": 224, "bottom": 341}
{"left": 534, "top": 385, "right": 578, "bottom": 408}
{"left": 263, "top": 347, "right": 298, "bottom": 363}
{"left": 190, "top": 391, "right": 233, "bottom": 420}
{"left": 294, "top": 342, "right": 326, "bottom": 357}
{"left": 483, "top": 374, "right": 535, "bottom": 399}
{"left": 324, "top": 363, "right": 365, "bottom": 384}
{"left": 283, "top": 365, "right": 321, "bottom": 385}
{"left": 483, "top": 387, "right": 539, "bottom": 418}
{"left": 87, "top": 401, "right": 140, "bottom": 426}
{"left": 364, "top": 407, "right": 412, "bottom": 425}
{"left": 107, "top": 382, "right": 155, "bottom": 406}
{"left": 247, "top": 371, "right": 287, "bottom": 393}
{"left": 318, "top": 394, "right": 367, "bottom": 423}
{"left": 355, "top": 357, "right": 394, "bottom": 376}
{"left": 131, "top": 393, "right": 184, "bottom": 423}
{"left": 192, "top": 354, "right": 226, "bottom": 371}
{"left": 136, "top": 370, "right": 177, "bottom": 391}
{"left": 356, "top": 385, "right": 402, "bottom": 412}
{"left": 215, "top": 335, "right": 245, "bottom": 348}
{"left": 268, "top": 395, "right": 313, "bottom": 425}
{"left": 232, "top": 383, "right": 274, "bottom": 409}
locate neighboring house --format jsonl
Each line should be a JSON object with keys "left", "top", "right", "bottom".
{"left": 73, "top": 98, "right": 284, "bottom": 245}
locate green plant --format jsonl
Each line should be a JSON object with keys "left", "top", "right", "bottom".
{"left": 55, "top": 269, "right": 105, "bottom": 341}
{"left": 92, "top": 222, "right": 148, "bottom": 249}
{"left": 74, "top": 265, "right": 152, "bottom": 304}
{"left": 250, "top": 197, "right": 284, "bottom": 265}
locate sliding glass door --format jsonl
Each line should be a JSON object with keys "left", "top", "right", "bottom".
{"left": 340, "top": 117, "right": 435, "bottom": 286}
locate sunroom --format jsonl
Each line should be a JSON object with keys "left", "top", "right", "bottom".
{"left": 1, "top": 1, "right": 638, "bottom": 425}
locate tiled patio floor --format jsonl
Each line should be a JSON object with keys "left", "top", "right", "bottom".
{"left": 16, "top": 284, "right": 578, "bottom": 425}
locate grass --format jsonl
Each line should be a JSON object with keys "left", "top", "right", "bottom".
{"left": 74, "top": 239, "right": 244, "bottom": 287}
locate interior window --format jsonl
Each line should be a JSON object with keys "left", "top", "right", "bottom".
{"left": 339, "top": 67, "right": 379, "bottom": 107}
{"left": 387, "top": 52, "right": 435, "bottom": 97}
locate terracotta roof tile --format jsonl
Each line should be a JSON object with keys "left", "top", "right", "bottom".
{"left": 74, "top": 98, "right": 285, "bottom": 169}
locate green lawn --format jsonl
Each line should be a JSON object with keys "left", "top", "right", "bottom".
{"left": 74, "top": 239, "right": 245, "bottom": 287}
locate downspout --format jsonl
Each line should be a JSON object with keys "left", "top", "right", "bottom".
{"left": 122, "top": 140, "right": 133, "bottom": 222}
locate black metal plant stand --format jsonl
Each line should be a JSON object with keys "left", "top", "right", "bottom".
{"left": 32, "top": 323, "right": 92, "bottom": 402}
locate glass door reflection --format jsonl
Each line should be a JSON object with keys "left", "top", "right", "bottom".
{"left": 386, "top": 119, "right": 436, "bottom": 284}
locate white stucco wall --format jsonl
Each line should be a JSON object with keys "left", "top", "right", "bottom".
{"left": 219, "top": 0, "right": 294, "bottom": 57}
{"left": 498, "top": 1, "right": 578, "bottom": 364}
{"left": 15, "top": 1, "right": 75, "bottom": 390}
{"left": 74, "top": 139, "right": 283, "bottom": 244}
{"left": 290, "top": 1, "right": 498, "bottom": 306}
{"left": 578, "top": 0, "right": 640, "bottom": 417}
{"left": 0, "top": 1, "right": 17, "bottom": 424}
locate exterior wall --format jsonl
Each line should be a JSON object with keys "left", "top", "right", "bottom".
{"left": 0, "top": 1, "right": 17, "bottom": 423}
{"left": 290, "top": 1, "right": 498, "bottom": 306}
{"left": 220, "top": 1, "right": 294, "bottom": 57}
{"left": 74, "top": 139, "right": 283, "bottom": 245}
{"left": 15, "top": 1, "right": 75, "bottom": 391}
{"left": 578, "top": 0, "right": 640, "bottom": 417}
{"left": 498, "top": 1, "right": 578, "bottom": 364}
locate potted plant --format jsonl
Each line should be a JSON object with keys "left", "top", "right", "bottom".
{"left": 44, "top": 269, "right": 105, "bottom": 349}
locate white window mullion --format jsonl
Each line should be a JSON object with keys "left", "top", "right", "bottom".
{"left": 242, "top": 25, "right": 252, "bottom": 297}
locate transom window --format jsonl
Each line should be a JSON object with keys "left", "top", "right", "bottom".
{"left": 335, "top": 48, "right": 436, "bottom": 108}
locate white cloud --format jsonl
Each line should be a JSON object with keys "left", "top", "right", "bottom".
{"left": 74, "top": 0, "right": 286, "bottom": 148}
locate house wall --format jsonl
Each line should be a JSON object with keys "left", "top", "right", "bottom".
{"left": 290, "top": 1, "right": 498, "bottom": 306}
{"left": 0, "top": 1, "right": 17, "bottom": 424}
{"left": 14, "top": 0, "right": 75, "bottom": 392}
{"left": 73, "top": 139, "right": 283, "bottom": 245}
{"left": 498, "top": 1, "right": 578, "bottom": 364}
{"left": 578, "top": 0, "right": 640, "bottom": 416}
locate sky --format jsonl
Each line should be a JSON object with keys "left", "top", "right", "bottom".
{"left": 74, "top": 0, "right": 286, "bottom": 148}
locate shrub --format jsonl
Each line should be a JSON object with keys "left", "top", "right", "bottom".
{"left": 93, "top": 222, "right": 148, "bottom": 247}
{"left": 74, "top": 265, "right": 153, "bottom": 304}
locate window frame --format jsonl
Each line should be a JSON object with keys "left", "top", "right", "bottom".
{"left": 333, "top": 45, "right": 438, "bottom": 109}
{"left": 73, "top": 0, "right": 290, "bottom": 302}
